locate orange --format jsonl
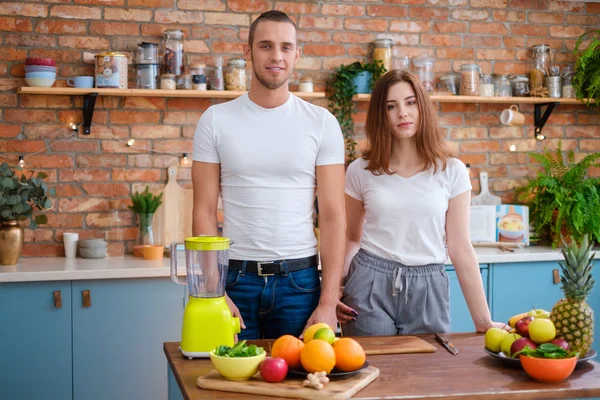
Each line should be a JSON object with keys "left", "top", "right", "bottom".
{"left": 300, "top": 339, "right": 336, "bottom": 373}
{"left": 271, "top": 334, "right": 305, "bottom": 368}
{"left": 332, "top": 338, "right": 366, "bottom": 372}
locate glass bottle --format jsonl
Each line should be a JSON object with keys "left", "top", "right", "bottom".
{"left": 160, "top": 29, "right": 184, "bottom": 75}
{"left": 225, "top": 57, "right": 247, "bottom": 91}
{"left": 136, "top": 213, "right": 155, "bottom": 246}
{"left": 107, "top": 200, "right": 125, "bottom": 257}
{"left": 459, "top": 63, "right": 481, "bottom": 96}
{"left": 373, "top": 38, "right": 393, "bottom": 72}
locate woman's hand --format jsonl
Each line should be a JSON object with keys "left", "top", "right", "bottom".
{"left": 336, "top": 286, "right": 357, "bottom": 324}
{"left": 476, "top": 320, "right": 510, "bottom": 333}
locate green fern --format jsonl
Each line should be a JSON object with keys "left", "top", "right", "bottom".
{"left": 517, "top": 141, "right": 600, "bottom": 246}
{"left": 573, "top": 30, "right": 600, "bottom": 107}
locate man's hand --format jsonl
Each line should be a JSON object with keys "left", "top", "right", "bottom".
{"left": 225, "top": 293, "right": 245, "bottom": 342}
{"left": 300, "top": 303, "right": 337, "bottom": 339}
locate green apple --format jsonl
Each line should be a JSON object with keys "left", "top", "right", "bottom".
{"left": 500, "top": 333, "right": 522, "bottom": 357}
{"left": 484, "top": 328, "right": 509, "bottom": 352}
{"left": 528, "top": 318, "right": 556, "bottom": 344}
{"left": 527, "top": 308, "right": 551, "bottom": 319}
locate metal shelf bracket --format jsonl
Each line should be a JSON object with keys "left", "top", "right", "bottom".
{"left": 82, "top": 93, "right": 98, "bottom": 135}
{"left": 534, "top": 102, "right": 558, "bottom": 140}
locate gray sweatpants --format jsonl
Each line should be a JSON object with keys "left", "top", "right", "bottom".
{"left": 341, "top": 248, "right": 451, "bottom": 336}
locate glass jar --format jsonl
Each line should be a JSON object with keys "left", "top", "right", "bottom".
{"left": 192, "top": 74, "right": 207, "bottom": 90}
{"left": 176, "top": 73, "right": 191, "bottom": 90}
{"left": 160, "top": 29, "right": 184, "bottom": 75}
{"left": 412, "top": 57, "right": 435, "bottom": 92}
{"left": 511, "top": 75, "right": 530, "bottom": 97}
{"left": 460, "top": 63, "right": 481, "bottom": 96}
{"left": 225, "top": 57, "right": 247, "bottom": 91}
{"left": 299, "top": 77, "right": 313, "bottom": 93}
{"left": 545, "top": 76, "right": 561, "bottom": 98}
{"left": 160, "top": 73, "right": 176, "bottom": 90}
{"left": 373, "top": 38, "right": 393, "bottom": 72}
{"left": 439, "top": 74, "right": 460, "bottom": 95}
{"left": 479, "top": 74, "right": 494, "bottom": 97}
{"left": 206, "top": 56, "right": 224, "bottom": 91}
{"left": 562, "top": 68, "right": 575, "bottom": 98}
{"left": 531, "top": 44, "right": 551, "bottom": 75}
{"left": 494, "top": 74, "right": 512, "bottom": 97}
{"left": 135, "top": 64, "right": 158, "bottom": 89}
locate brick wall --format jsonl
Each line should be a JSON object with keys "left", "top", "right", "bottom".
{"left": 1, "top": 0, "right": 599, "bottom": 256}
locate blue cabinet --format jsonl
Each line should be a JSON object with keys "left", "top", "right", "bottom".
{"left": 446, "top": 265, "right": 489, "bottom": 332}
{"left": 0, "top": 281, "right": 72, "bottom": 400}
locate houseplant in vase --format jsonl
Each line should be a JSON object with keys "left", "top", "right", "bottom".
{"left": 129, "top": 186, "right": 163, "bottom": 256}
{"left": 573, "top": 29, "right": 600, "bottom": 107}
{"left": 0, "top": 162, "right": 52, "bottom": 265}
{"left": 327, "top": 60, "right": 386, "bottom": 162}
{"left": 516, "top": 141, "right": 600, "bottom": 247}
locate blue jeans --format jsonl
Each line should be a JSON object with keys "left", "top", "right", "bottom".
{"left": 225, "top": 264, "right": 321, "bottom": 339}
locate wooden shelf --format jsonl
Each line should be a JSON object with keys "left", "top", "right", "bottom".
{"left": 17, "top": 86, "right": 326, "bottom": 100}
{"left": 352, "top": 93, "right": 588, "bottom": 105}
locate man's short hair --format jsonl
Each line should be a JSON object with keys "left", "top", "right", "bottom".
{"left": 248, "top": 10, "right": 297, "bottom": 47}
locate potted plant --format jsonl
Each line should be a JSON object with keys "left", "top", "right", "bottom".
{"left": 129, "top": 186, "right": 163, "bottom": 248}
{"left": 0, "top": 162, "right": 53, "bottom": 265}
{"left": 573, "top": 29, "right": 600, "bottom": 107}
{"left": 516, "top": 142, "right": 600, "bottom": 246}
{"left": 327, "top": 60, "right": 386, "bottom": 162}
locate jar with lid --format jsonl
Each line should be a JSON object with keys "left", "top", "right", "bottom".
{"left": 494, "top": 75, "right": 512, "bottom": 97}
{"left": 225, "top": 57, "right": 247, "bottom": 91}
{"left": 561, "top": 66, "right": 575, "bottom": 98}
{"left": 299, "top": 77, "right": 313, "bottom": 93}
{"left": 192, "top": 74, "right": 207, "bottom": 91}
{"left": 459, "top": 63, "right": 481, "bottom": 96}
{"left": 530, "top": 44, "right": 550, "bottom": 96}
{"left": 511, "top": 75, "right": 530, "bottom": 97}
{"left": 160, "top": 73, "right": 176, "bottom": 90}
{"left": 479, "top": 74, "right": 494, "bottom": 97}
{"left": 160, "top": 29, "right": 184, "bottom": 75}
{"left": 412, "top": 58, "right": 435, "bottom": 92}
{"left": 373, "top": 38, "right": 393, "bottom": 72}
{"left": 176, "top": 73, "right": 192, "bottom": 90}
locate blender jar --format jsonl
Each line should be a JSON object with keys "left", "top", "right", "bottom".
{"left": 412, "top": 57, "right": 435, "bottom": 92}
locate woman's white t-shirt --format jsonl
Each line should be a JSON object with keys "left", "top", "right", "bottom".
{"left": 345, "top": 157, "right": 472, "bottom": 266}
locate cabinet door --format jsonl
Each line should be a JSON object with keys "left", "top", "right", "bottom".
{"left": 490, "top": 261, "right": 563, "bottom": 324}
{"left": 0, "top": 281, "right": 72, "bottom": 400}
{"left": 72, "top": 278, "right": 185, "bottom": 400}
{"left": 446, "top": 266, "right": 488, "bottom": 332}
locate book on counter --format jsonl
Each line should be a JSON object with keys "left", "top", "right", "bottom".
{"left": 470, "top": 204, "right": 530, "bottom": 246}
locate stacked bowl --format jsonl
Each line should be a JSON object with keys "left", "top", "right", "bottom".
{"left": 25, "top": 57, "right": 56, "bottom": 87}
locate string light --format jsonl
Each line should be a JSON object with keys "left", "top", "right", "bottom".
{"left": 181, "top": 153, "right": 190, "bottom": 166}
{"left": 127, "top": 139, "right": 135, "bottom": 146}
{"left": 535, "top": 133, "right": 546, "bottom": 141}
{"left": 509, "top": 144, "right": 516, "bottom": 152}
{"left": 18, "top": 156, "right": 25, "bottom": 168}
{"left": 465, "top": 163, "right": 471, "bottom": 176}
{"left": 70, "top": 122, "right": 78, "bottom": 132}
{"left": 0, "top": 124, "right": 77, "bottom": 165}
{"left": 120, "top": 138, "right": 191, "bottom": 166}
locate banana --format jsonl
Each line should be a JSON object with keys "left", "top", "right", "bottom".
{"left": 508, "top": 311, "right": 530, "bottom": 327}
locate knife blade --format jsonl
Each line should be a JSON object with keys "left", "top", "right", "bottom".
{"left": 434, "top": 333, "right": 459, "bottom": 355}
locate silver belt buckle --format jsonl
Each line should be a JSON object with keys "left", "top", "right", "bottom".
{"left": 256, "top": 262, "right": 276, "bottom": 276}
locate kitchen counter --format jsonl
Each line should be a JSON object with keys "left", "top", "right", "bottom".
{"left": 2, "top": 246, "right": 599, "bottom": 283}
{"left": 164, "top": 333, "right": 600, "bottom": 400}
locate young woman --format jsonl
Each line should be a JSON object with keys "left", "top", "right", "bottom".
{"left": 337, "top": 70, "right": 505, "bottom": 335}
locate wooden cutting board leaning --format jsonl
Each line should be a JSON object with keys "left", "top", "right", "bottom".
{"left": 471, "top": 171, "right": 502, "bottom": 205}
{"left": 197, "top": 365, "right": 380, "bottom": 400}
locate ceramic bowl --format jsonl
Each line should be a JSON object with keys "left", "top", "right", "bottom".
{"left": 209, "top": 350, "right": 266, "bottom": 381}
{"left": 25, "top": 71, "right": 57, "bottom": 79}
{"left": 79, "top": 246, "right": 107, "bottom": 259}
{"left": 25, "top": 57, "right": 56, "bottom": 66}
{"left": 78, "top": 238, "right": 107, "bottom": 248}
{"left": 25, "top": 78, "right": 55, "bottom": 88}
{"left": 520, "top": 355, "right": 577, "bottom": 383}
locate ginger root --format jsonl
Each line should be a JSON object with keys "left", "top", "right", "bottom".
{"left": 302, "top": 371, "right": 330, "bottom": 390}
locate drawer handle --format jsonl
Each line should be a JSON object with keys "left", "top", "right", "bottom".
{"left": 53, "top": 290, "right": 62, "bottom": 309}
{"left": 82, "top": 290, "right": 92, "bottom": 308}
{"left": 553, "top": 269, "right": 560, "bottom": 284}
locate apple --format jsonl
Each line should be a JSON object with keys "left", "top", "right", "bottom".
{"left": 527, "top": 308, "right": 551, "bottom": 319}
{"left": 510, "top": 337, "right": 538, "bottom": 356}
{"left": 260, "top": 357, "right": 288, "bottom": 383}
{"left": 515, "top": 316, "right": 534, "bottom": 338}
{"left": 528, "top": 318, "right": 556, "bottom": 344}
{"left": 484, "top": 328, "right": 509, "bottom": 353}
{"left": 550, "top": 338, "right": 570, "bottom": 351}
{"left": 500, "top": 333, "right": 522, "bottom": 357}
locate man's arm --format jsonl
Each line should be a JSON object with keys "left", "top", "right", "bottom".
{"left": 191, "top": 160, "right": 220, "bottom": 236}
{"left": 304, "top": 163, "right": 345, "bottom": 331}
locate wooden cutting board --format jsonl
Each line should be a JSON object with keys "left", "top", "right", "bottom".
{"left": 153, "top": 165, "right": 184, "bottom": 247}
{"left": 197, "top": 365, "right": 379, "bottom": 400}
{"left": 352, "top": 335, "right": 437, "bottom": 355}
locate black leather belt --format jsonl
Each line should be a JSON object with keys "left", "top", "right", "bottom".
{"left": 229, "top": 255, "right": 318, "bottom": 276}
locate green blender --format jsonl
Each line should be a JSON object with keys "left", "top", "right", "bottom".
{"left": 170, "top": 236, "right": 240, "bottom": 358}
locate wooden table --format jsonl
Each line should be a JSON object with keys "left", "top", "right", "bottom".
{"left": 164, "top": 333, "right": 600, "bottom": 400}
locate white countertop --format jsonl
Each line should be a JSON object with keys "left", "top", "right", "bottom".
{"left": 1, "top": 246, "right": 598, "bottom": 283}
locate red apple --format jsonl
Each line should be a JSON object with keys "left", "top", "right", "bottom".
{"left": 260, "top": 357, "right": 288, "bottom": 383}
{"left": 515, "top": 316, "right": 534, "bottom": 338}
{"left": 550, "top": 338, "right": 570, "bottom": 351}
{"left": 510, "top": 337, "right": 538, "bottom": 356}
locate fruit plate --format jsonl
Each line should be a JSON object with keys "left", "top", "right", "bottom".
{"left": 484, "top": 348, "right": 597, "bottom": 367}
{"left": 287, "top": 361, "right": 370, "bottom": 381}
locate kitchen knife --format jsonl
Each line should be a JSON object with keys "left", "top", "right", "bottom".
{"left": 434, "top": 333, "right": 459, "bottom": 355}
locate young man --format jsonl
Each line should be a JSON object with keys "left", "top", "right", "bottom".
{"left": 192, "top": 10, "right": 345, "bottom": 339}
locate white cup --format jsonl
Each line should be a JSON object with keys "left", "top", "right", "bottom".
{"left": 63, "top": 232, "right": 79, "bottom": 259}
{"left": 500, "top": 105, "right": 525, "bottom": 126}
{"left": 67, "top": 76, "right": 94, "bottom": 88}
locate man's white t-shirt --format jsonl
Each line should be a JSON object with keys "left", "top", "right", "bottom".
{"left": 345, "top": 157, "right": 472, "bottom": 266}
{"left": 193, "top": 93, "right": 344, "bottom": 261}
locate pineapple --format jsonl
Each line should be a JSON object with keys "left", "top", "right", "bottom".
{"left": 550, "top": 235, "right": 596, "bottom": 357}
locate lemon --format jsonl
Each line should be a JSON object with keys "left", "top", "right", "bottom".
{"left": 313, "top": 327, "right": 336, "bottom": 344}
{"left": 303, "top": 323, "right": 332, "bottom": 343}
